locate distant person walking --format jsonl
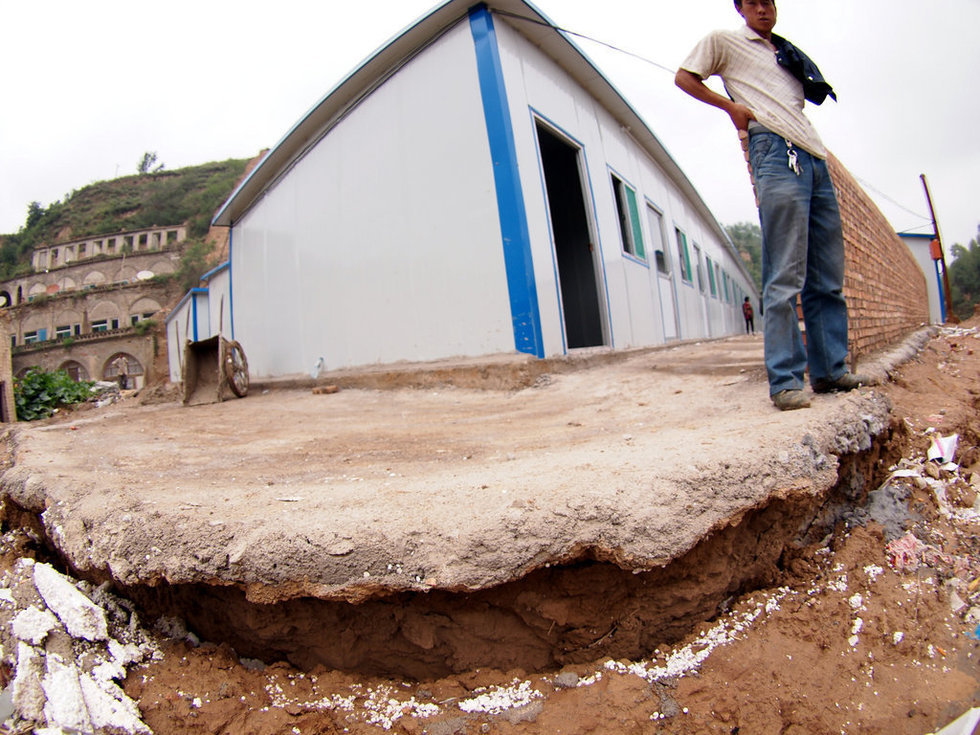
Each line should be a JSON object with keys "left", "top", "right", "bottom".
{"left": 675, "top": 0, "right": 869, "bottom": 411}
{"left": 742, "top": 297, "right": 755, "bottom": 334}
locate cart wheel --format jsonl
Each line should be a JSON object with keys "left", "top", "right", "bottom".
{"left": 224, "top": 340, "right": 249, "bottom": 398}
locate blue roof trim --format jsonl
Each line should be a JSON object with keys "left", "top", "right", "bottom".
{"left": 898, "top": 232, "right": 935, "bottom": 240}
{"left": 209, "top": 0, "right": 748, "bottom": 295}
{"left": 469, "top": 3, "right": 544, "bottom": 358}
{"left": 165, "top": 287, "right": 209, "bottom": 325}
{"left": 200, "top": 261, "right": 230, "bottom": 283}
{"left": 212, "top": 1, "right": 459, "bottom": 227}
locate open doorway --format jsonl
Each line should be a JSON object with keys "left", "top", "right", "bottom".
{"left": 535, "top": 121, "right": 605, "bottom": 350}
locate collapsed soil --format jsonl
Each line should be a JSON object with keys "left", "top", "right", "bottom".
{"left": 0, "top": 333, "right": 893, "bottom": 681}
{"left": 2, "top": 325, "right": 980, "bottom": 733}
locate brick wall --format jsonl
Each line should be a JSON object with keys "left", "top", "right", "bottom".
{"left": 827, "top": 153, "right": 929, "bottom": 359}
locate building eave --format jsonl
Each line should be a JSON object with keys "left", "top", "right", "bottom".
{"left": 211, "top": 0, "right": 736, "bottom": 271}
{"left": 165, "top": 287, "right": 209, "bottom": 325}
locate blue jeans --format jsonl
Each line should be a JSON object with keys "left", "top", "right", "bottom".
{"left": 748, "top": 132, "right": 849, "bottom": 395}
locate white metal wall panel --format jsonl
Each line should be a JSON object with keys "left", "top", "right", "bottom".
{"left": 207, "top": 269, "right": 232, "bottom": 339}
{"left": 902, "top": 237, "right": 943, "bottom": 324}
{"left": 193, "top": 291, "right": 211, "bottom": 345}
{"left": 231, "top": 22, "right": 514, "bottom": 377}
{"left": 165, "top": 291, "right": 211, "bottom": 383}
{"left": 494, "top": 18, "right": 756, "bottom": 352}
{"left": 166, "top": 303, "right": 190, "bottom": 383}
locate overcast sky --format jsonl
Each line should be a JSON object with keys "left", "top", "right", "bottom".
{"left": 1, "top": 0, "right": 977, "bottom": 252}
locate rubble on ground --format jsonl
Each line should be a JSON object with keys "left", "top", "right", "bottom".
{"left": 0, "top": 557, "right": 156, "bottom": 734}
{"left": 0, "top": 406, "right": 976, "bottom": 733}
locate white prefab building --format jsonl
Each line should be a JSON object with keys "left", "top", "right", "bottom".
{"left": 168, "top": 0, "right": 758, "bottom": 382}
{"left": 899, "top": 233, "right": 945, "bottom": 324}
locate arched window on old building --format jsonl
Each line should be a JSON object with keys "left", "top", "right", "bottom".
{"left": 59, "top": 360, "right": 90, "bottom": 382}
{"left": 128, "top": 297, "right": 162, "bottom": 325}
{"left": 83, "top": 270, "right": 107, "bottom": 287}
{"left": 103, "top": 353, "right": 144, "bottom": 390}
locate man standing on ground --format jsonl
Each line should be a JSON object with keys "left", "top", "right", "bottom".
{"left": 675, "top": 0, "right": 867, "bottom": 410}
{"left": 742, "top": 296, "right": 755, "bottom": 334}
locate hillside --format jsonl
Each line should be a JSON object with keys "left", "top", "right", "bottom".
{"left": 0, "top": 158, "right": 250, "bottom": 280}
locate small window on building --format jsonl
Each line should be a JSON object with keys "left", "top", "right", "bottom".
{"left": 166, "top": 230, "right": 178, "bottom": 243}
{"left": 74, "top": 324, "right": 81, "bottom": 336}
{"left": 110, "top": 318, "right": 119, "bottom": 330}
{"left": 10, "top": 336, "right": 15, "bottom": 349}
{"left": 675, "top": 229, "right": 692, "bottom": 283}
{"left": 138, "top": 233, "right": 148, "bottom": 250}
{"left": 152, "top": 232, "right": 161, "bottom": 248}
{"left": 24, "top": 331, "right": 38, "bottom": 344}
{"left": 611, "top": 174, "right": 645, "bottom": 260}
{"left": 715, "top": 264, "right": 722, "bottom": 298}
{"left": 55, "top": 325, "right": 72, "bottom": 339}
{"left": 694, "top": 245, "right": 705, "bottom": 294}
{"left": 707, "top": 256, "right": 717, "bottom": 297}
{"left": 91, "top": 320, "right": 108, "bottom": 332}
{"left": 123, "top": 236, "right": 134, "bottom": 252}
{"left": 646, "top": 204, "right": 669, "bottom": 275}
{"left": 51, "top": 249, "right": 58, "bottom": 265}
{"left": 107, "top": 238, "right": 116, "bottom": 254}
{"left": 723, "top": 271, "right": 731, "bottom": 303}
{"left": 79, "top": 243, "right": 87, "bottom": 256}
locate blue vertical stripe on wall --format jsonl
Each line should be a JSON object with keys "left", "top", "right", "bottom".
{"left": 191, "top": 293, "right": 199, "bottom": 343}
{"left": 469, "top": 4, "right": 544, "bottom": 358}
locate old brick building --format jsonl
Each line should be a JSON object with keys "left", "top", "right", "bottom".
{"left": 2, "top": 225, "right": 185, "bottom": 389}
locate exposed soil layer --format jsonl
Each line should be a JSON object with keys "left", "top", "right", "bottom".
{"left": 123, "top": 493, "right": 823, "bottom": 679}
{"left": 0, "top": 334, "right": 893, "bottom": 609}
{"left": 124, "top": 324, "right": 979, "bottom": 734}
{"left": 119, "top": 368, "right": 889, "bottom": 681}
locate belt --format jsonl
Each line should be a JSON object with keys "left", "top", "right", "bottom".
{"left": 747, "top": 121, "right": 775, "bottom": 136}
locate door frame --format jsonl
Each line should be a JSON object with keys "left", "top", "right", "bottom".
{"left": 531, "top": 113, "right": 610, "bottom": 352}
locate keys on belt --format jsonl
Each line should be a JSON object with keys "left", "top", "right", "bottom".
{"left": 786, "top": 140, "right": 801, "bottom": 176}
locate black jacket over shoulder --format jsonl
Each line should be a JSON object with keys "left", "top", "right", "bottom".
{"left": 771, "top": 33, "right": 837, "bottom": 105}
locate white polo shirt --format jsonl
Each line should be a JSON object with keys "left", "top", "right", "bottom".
{"left": 680, "top": 25, "right": 827, "bottom": 159}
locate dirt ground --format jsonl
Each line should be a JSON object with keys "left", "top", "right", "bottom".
{"left": 1, "top": 333, "right": 889, "bottom": 604}
{"left": 2, "top": 325, "right": 980, "bottom": 734}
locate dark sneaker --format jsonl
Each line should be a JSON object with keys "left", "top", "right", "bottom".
{"left": 772, "top": 389, "right": 811, "bottom": 411}
{"left": 812, "top": 372, "right": 871, "bottom": 394}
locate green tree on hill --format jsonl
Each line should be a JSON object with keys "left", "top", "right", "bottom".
{"left": 0, "top": 158, "right": 249, "bottom": 280}
{"left": 137, "top": 151, "right": 165, "bottom": 175}
{"left": 949, "top": 236, "right": 980, "bottom": 320}
{"left": 725, "top": 221, "right": 762, "bottom": 294}
{"left": 25, "top": 201, "right": 45, "bottom": 229}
